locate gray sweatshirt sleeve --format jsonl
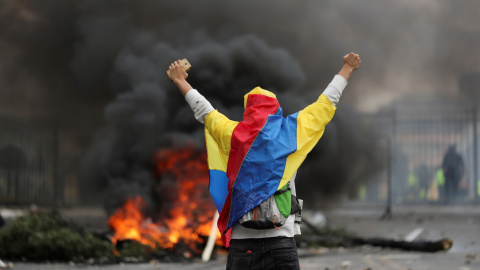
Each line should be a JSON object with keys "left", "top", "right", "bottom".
{"left": 184, "top": 89, "right": 215, "bottom": 124}
{"left": 322, "top": 75, "right": 348, "bottom": 106}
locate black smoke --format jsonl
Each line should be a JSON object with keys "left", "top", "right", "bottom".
{"left": 1, "top": 0, "right": 479, "bottom": 212}
{"left": 79, "top": 33, "right": 312, "bottom": 214}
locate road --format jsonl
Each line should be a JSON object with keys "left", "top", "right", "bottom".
{"left": 2, "top": 204, "right": 479, "bottom": 270}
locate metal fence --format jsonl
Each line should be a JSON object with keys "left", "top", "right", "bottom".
{"left": 0, "top": 100, "right": 478, "bottom": 207}
{"left": 362, "top": 102, "right": 479, "bottom": 205}
{"left": 0, "top": 117, "right": 94, "bottom": 207}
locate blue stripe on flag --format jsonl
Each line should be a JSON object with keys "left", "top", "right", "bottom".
{"left": 228, "top": 111, "right": 298, "bottom": 228}
{"left": 209, "top": 170, "right": 229, "bottom": 212}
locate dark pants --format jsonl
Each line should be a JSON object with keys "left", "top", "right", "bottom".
{"left": 444, "top": 177, "right": 459, "bottom": 204}
{"left": 226, "top": 237, "right": 300, "bottom": 270}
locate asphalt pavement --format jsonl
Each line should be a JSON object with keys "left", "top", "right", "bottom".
{"left": 2, "top": 203, "right": 479, "bottom": 270}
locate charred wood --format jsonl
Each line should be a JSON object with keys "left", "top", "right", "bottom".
{"left": 301, "top": 218, "right": 453, "bottom": 252}
{"left": 349, "top": 237, "right": 453, "bottom": 252}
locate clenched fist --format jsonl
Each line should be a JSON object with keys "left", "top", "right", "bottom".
{"left": 338, "top": 52, "right": 361, "bottom": 80}
{"left": 343, "top": 52, "right": 361, "bottom": 71}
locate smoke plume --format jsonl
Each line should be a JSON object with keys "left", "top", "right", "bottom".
{"left": 1, "top": 0, "right": 479, "bottom": 212}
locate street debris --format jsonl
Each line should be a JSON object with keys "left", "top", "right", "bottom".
{"left": 465, "top": 253, "right": 476, "bottom": 264}
{"left": 300, "top": 217, "right": 453, "bottom": 252}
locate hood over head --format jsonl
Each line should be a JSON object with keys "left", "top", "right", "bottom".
{"left": 243, "top": 87, "right": 280, "bottom": 117}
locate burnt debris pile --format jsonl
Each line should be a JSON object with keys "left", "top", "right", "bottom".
{"left": 0, "top": 212, "right": 215, "bottom": 264}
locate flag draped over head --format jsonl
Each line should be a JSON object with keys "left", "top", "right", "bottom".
{"left": 204, "top": 87, "right": 336, "bottom": 247}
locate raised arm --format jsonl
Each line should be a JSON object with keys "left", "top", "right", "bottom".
{"left": 338, "top": 52, "right": 361, "bottom": 80}
{"left": 322, "top": 52, "right": 361, "bottom": 106}
{"left": 168, "top": 60, "right": 194, "bottom": 96}
{"left": 168, "top": 59, "right": 214, "bottom": 124}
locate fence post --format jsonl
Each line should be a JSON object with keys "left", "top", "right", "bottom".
{"left": 381, "top": 108, "right": 395, "bottom": 219}
{"left": 53, "top": 124, "right": 62, "bottom": 209}
{"left": 474, "top": 106, "right": 479, "bottom": 203}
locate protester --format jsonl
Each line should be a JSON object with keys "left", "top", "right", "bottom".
{"left": 168, "top": 52, "right": 361, "bottom": 270}
{"left": 442, "top": 145, "right": 464, "bottom": 204}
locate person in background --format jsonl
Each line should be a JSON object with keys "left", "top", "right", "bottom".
{"left": 442, "top": 145, "right": 464, "bottom": 204}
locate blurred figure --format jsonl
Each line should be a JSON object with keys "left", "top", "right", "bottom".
{"left": 441, "top": 145, "right": 464, "bottom": 204}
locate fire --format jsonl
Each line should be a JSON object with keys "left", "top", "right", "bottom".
{"left": 108, "top": 147, "right": 221, "bottom": 252}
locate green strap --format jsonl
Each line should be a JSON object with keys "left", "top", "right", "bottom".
{"left": 274, "top": 183, "right": 291, "bottom": 218}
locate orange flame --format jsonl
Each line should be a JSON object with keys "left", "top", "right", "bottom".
{"left": 108, "top": 147, "right": 221, "bottom": 252}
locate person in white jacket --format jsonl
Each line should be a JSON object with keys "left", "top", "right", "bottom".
{"left": 168, "top": 52, "right": 361, "bottom": 270}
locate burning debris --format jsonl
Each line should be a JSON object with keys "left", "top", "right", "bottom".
{"left": 0, "top": 210, "right": 219, "bottom": 264}
{"left": 0, "top": 157, "right": 223, "bottom": 264}
{"left": 108, "top": 196, "right": 218, "bottom": 256}
{"left": 107, "top": 146, "right": 222, "bottom": 257}
{"left": 0, "top": 147, "right": 224, "bottom": 263}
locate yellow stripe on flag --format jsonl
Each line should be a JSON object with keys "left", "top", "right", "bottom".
{"left": 279, "top": 94, "right": 336, "bottom": 189}
{"left": 205, "top": 110, "right": 238, "bottom": 171}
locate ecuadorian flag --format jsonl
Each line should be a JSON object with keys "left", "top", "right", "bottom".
{"left": 204, "top": 87, "right": 336, "bottom": 246}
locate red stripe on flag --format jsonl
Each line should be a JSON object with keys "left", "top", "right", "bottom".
{"left": 217, "top": 94, "right": 279, "bottom": 236}
{"left": 226, "top": 94, "right": 279, "bottom": 186}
